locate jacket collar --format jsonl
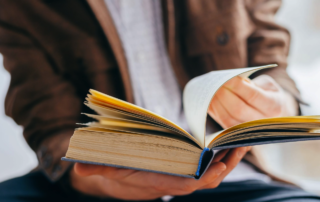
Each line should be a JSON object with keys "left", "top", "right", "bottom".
{"left": 161, "top": 0, "right": 189, "bottom": 89}
{"left": 87, "top": 0, "right": 134, "bottom": 103}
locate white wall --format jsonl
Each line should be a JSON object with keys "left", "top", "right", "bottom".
{"left": 277, "top": 0, "right": 320, "bottom": 116}
{"left": 255, "top": 0, "right": 320, "bottom": 194}
{"left": 0, "top": 55, "right": 38, "bottom": 182}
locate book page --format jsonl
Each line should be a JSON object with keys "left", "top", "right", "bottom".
{"left": 206, "top": 115, "right": 320, "bottom": 148}
{"left": 83, "top": 113, "right": 180, "bottom": 134}
{"left": 87, "top": 90, "right": 202, "bottom": 146}
{"left": 183, "top": 64, "right": 277, "bottom": 146}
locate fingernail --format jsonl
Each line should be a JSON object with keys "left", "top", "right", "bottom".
{"left": 237, "top": 148, "right": 247, "bottom": 157}
{"left": 243, "top": 78, "right": 251, "bottom": 83}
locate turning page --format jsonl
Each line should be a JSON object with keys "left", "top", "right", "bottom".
{"left": 183, "top": 64, "right": 277, "bottom": 146}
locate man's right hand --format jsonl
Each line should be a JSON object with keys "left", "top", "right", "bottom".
{"left": 69, "top": 146, "right": 251, "bottom": 200}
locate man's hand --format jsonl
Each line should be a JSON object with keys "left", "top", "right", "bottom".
{"left": 68, "top": 75, "right": 290, "bottom": 200}
{"left": 209, "top": 75, "right": 299, "bottom": 129}
{"left": 70, "top": 147, "right": 251, "bottom": 200}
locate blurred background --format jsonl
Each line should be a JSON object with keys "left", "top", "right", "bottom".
{"left": 0, "top": 0, "right": 320, "bottom": 194}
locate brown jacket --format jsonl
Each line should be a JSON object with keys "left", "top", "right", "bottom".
{"left": 0, "top": 0, "right": 300, "bottom": 182}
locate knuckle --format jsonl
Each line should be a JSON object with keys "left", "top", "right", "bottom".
{"left": 233, "top": 105, "right": 246, "bottom": 120}
{"left": 272, "top": 105, "right": 282, "bottom": 116}
{"left": 233, "top": 106, "right": 242, "bottom": 117}
{"left": 230, "top": 160, "right": 239, "bottom": 168}
{"left": 216, "top": 88, "right": 224, "bottom": 98}
{"left": 152, "top": 185, "right": 166, "bottom": 192}
{"left": 203, "top": 177, "right": 214, "bottom": 185}
{"left": 220, "top": 117, "right": 231, "bottom": 128}
{"left": 266, "top": 104, "right": 282, "bottom": 117}
{"left": 104, "top": 172, "right": 117, "bottom": 180}
{"left": 150, "top": 181, "right": 167, "bottom": 192}
{"left": 209, "top": 105, "right": 217, "bottom": 117}
{"left": 247, "top": 90, "right": 259, "bottom": 104}
{"left": 104, "top": 168, "right": 123, "bottom": 180}
{"left": 230, "top": 153, "right": 242, "bottom": 166}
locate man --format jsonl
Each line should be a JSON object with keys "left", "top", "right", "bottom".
{"left": 0, "top": 0, "right": 319, "bottom": 201}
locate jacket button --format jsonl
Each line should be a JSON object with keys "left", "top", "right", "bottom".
{"left": 51, "top": 165, "right": 62, "bottom": 179}
{"left": 42, "top": 155, "right": 52, "bottom": 168}
{"left": 217, "top": 33, "right": 229, "bottom": 45}
{"left": 37, "top": 146, "right": 47, "bottom": 159}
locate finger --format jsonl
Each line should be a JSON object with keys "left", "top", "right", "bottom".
{"left": 223, "top": 76, "right": 280, "bottom": 116}
{"left": 211, "top": 149, "right": 230, "bottom": 163}
{"left": 171, "top": 162, "right": 226, "bottom": 193}
{"left": 91, "top": 161, "right": 224, "bottom": 198}
{"left": 144, "top": 151, "right": 230, "bottom": 195}
{"left": 216, "top": 87, "right": 265, "bottom": 122}
{"left": 75, "top": 154, "right": 229, "bottom": 196}
{"left": 215, "top": 147, "right": 249, "bottom": 182}
{"left": 74, "top": 163, "right": 137, "bottom": 180}
{"left": 102, "top": 180, "right": 167, "bottom": 201}
{"left": 209, "top": 96, "right": 241, "bottom": 128}
{"left": 147, "top": 161, "right": 226, "bottom": 191}
{"left": 199, "top": 147, "right": 249, "bottom": 189}
{"left": 74, "top": 164, "right": 171, "bottom": 191}
{"left": 76, "top": 163, "right": 210, "bottom": 193}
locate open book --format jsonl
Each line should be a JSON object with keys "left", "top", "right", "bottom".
{"left": 62, "top": 64, "right": 320, "bottom": 179}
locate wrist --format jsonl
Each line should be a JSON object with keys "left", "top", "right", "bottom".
{"left": 37, "top": 129, "right": 74, "bottom": 181}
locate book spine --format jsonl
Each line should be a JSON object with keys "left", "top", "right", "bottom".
{"left": 195, "top": 147, "right": 210, "bottom": 177}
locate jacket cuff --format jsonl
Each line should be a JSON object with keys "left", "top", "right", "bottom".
{"left": 36, "top": 129, "right": 74, "bottom": 182}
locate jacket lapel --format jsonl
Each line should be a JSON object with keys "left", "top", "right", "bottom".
{"left": 88, "top": 0, "right": 189, "bottom": 95}
{"left": 87, "top": 0, "right": 134, "bottom": 103}
{"left": 162, "top": 0, "right": 189, "bottom": 89}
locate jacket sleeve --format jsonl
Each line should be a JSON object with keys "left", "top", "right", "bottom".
{"left": 0, "top": 21, "right": 80, "bottom": 181}
{"left": 246, "top": 0, "right": 303, "bottom": 102}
